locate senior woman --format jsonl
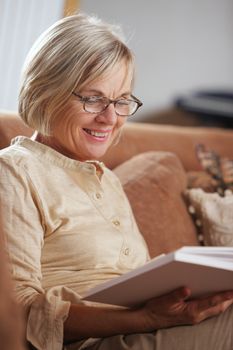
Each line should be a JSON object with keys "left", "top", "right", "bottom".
{"left": 0, "top": 13, "right": 232, "bottom": 350}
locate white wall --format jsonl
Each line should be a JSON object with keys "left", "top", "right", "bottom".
{"left": 0, "top": 0, "right": 64, "bottom": 110}
{"left": 1, "top": 0, "right": 232, "bottom": 119}
{"left": 80, "top": 0, "right": 233, "bottom": 119}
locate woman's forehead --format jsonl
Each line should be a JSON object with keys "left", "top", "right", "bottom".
{"left": 81, "top": 61, "right": 133, "bottom": 94}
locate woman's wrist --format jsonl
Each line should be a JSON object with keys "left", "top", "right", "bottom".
{"left": 64, "top": 303, "right": 148, "bottom": 342}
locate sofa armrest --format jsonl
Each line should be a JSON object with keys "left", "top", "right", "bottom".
{"left": 0, "top": 111, "right": 33, "bottom": 149}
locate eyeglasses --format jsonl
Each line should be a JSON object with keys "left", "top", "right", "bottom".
{"left": 72, "top": 92, "right": 143, "bottom": 117}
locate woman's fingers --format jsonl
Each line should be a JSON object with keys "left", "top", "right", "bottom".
{"left": 143, "top": 288, "right": 233, "bottom": 331}
{"left": 188, "top": 291, "right": 233, "bottom": 323}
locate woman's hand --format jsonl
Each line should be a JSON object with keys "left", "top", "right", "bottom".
{"left": 64, "top": 288, "right": 233, "bottom": 341}
{"left": 140, "top": 287, "right": 233, "bottom": 331}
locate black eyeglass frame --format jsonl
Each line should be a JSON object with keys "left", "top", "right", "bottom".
{"left": 72, "top": 92, "right": 143, "bottom": 116}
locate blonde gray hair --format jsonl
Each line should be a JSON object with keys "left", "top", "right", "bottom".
{"left": 19, "top": 13, "right": 135, "bottom": 135}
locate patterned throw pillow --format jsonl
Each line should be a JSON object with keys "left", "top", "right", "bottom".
{"left": 195, "top": 144, "right": 233, "bottom": 195}
{"left": 186, "top": 188, "right": 233, "bottom": 247}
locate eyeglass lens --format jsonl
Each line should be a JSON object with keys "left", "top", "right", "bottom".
{"left": 84, "top": 99, "right": 138, "bottom": 116}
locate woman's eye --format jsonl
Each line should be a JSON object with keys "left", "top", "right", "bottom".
{"left": 117, "top": 99, "right": 130, "bottom": 105}
{"left": 86, "top": 96, "right": 102, "bottom": 103}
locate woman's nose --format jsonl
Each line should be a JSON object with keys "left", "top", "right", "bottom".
{"left": 95, "top": 104, "right": 118, "bottom": 124}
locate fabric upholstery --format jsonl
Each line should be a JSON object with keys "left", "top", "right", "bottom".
{"left": 114, "top": 151, "right": 199, "bottom": 257}
{"left": 103, "top": 122, "right": 233, "bottom": 171}
{"left": 186, "top": 188, "right": 233, "bottom": 246}
{"left": 0, "top": 111, "right": 32, "bottom": 149}
{"left": 1, "top": 110, "right": 233, "bottom": 253}
{"left": 1, "top": 111, "right": 233, "bottom": 172}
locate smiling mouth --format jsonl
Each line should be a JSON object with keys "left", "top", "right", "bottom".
{"left": 83, "top": 128, "right": 109, "bottom": 138}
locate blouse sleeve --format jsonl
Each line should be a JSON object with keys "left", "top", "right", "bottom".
{"left": 0, "top": 157, "right": 81, "bottom": 350}
{"left": 0, "top": 218, "right": 26, "bottom": 350}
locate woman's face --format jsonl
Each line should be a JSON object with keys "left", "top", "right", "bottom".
{"left": 47, "top": 62, "right": 132, "bottom": 161}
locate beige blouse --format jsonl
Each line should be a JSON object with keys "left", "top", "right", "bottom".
{"left": 0, "top": 136, "right": 149, "bottom": 350}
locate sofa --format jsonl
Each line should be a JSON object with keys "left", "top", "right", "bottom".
{"left": 1, "top": 110, "right": 233, "bottom": 349}
{"left": 1, "top": 110, "right": 233, "bottom": 257}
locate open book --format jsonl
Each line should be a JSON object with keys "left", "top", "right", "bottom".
{"left": 83, "top": 246, "right": 233, "bottom": 307}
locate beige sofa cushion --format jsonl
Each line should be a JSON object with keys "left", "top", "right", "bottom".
{"left": 114, "top": 151, "right": 199, "bottom": 257}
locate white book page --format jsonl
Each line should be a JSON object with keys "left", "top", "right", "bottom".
{"left": 178, "top": 247, "right": 233, "bottom": 263}
{"left": 83, "top": 247, "right": 233, "bottom": 306}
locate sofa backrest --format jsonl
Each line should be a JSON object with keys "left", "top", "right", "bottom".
{"left": 104, "top": 120, "right": 233, "bottom": 171}
{"left": 1, "top": 111, "right": 233, "bottom": 171}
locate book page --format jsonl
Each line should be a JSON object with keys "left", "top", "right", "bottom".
{"left": 83, "top": 247, "right": 233, "bottom": 307}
